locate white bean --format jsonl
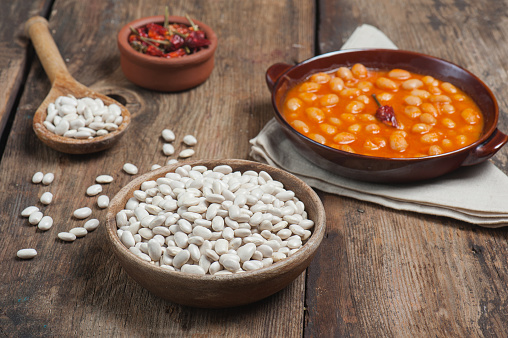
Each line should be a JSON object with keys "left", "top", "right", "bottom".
{"left": 222, "top": 258, "right": 241, "bottom": 272}
{"left": 96, "top": 175, "right": 114, "bottom": 183}
{"left": 181, "top": 264, "right": 205, "bottom": 274}
{"left": 162, "top": 143, "right": 175, "bottom": 156}
{"left": 32, "top": 172, "right": 44, "bottom": 184}
{"left": 84, "top": 219, "right": 100, "bottom": 231}
{"left": 42, "top": 173, "right": 54, "bottom": 185}
{"left": 121, "top": 231, "right": 135, "bottom": 247}
{"left": 37, "top": 216, "right": 53, "bottom": 231}
{"left": 86, "top": 184, "right": 102, "bottom": 196}
{"left": 29, "top": 211, "right": 43, "bottom": 225}
{"left": 17, "top": 248, "right": 37, "bottom": 259}
{"left": 243, "top": 260, "right": 264, "bottom": 271}
{"left": 123, "top": 163, "right": 138, "bottom": 175}
{"left": 97, "top": 195, "right": 110, "bottom": 208}
{"left": 21, "top": 206, "right": 39, "bottom": 217}
{"left": 148, "top": 239, "right": 162, "bottom": 261}
{"left": 237, "top": 243, "right": 256, "bottom": 262}
{"left": 73, "top": 207, "right": 92, "bottom": 219}
{"left": 178, "top": 149, "right": 195, "bottom": 158}
{"left": 183, "top": 135, "right": 198, "bottom": 146}
{"left": 173, "top": 249, "right": 190, "bottom": 268}
{"left": 70, "top": 227, "right": 88, "bottom": 238}
{"left": 161, "top": 129, "right": 175, "bottom": 142}
{"left": 58, "top": 232, "right": 77, "bottom": 242}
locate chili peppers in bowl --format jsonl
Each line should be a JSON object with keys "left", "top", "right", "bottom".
{"left": 117, "top": 15, "right": 217, "bottom": 92}
{"left": 128, "top": 14, "right": 211, "bottom": 58}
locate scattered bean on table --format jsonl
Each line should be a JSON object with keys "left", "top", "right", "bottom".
{"left": 73, "top": 207, "right": 92, "bottom": 219}
{"left": 17, "top": 248, "right": 37, "bottom": 259}
{"left": 58, "top": 232, "right": 77, "bottom": 242}
{"left": 123, "top": 163, "right": 138, "bottom": 175}
{"left": 38, "top": 216, "right": 53, "bottom": 231}
{"left": 97, "top": 195, "right": 110, "bottom": 208}
{"left": 32, "top": 172, "right": 44, "bottom": 184}
{"left": 86, "top": 184, "right": 103, "bottom": 196}
{"left": 96, "top": 175, "right": 114, "bottom": 184}
{"left": 40, "top": 192, "right": 53, "bottom": 205}
{"left": 42, "top": 173, "right": 54, "bottom": 185}
{"left": 84, "top": 219, "right": 100, "bottom": 232}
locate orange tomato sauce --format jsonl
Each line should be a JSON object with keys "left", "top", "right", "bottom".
{"left": 282, "top": 64, "right": 484, "bottom": 158}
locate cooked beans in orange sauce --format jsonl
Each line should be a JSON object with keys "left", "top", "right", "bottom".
{"left": 282, "top": 64, "right": 484, "bottom": 158}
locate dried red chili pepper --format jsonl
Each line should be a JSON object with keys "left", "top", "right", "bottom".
{"left": 169, "top": 34, "right": 185, "bottom": 50}
{"left": 372, "top": 94, "right": 399, "bottom": 128}
{"left": 185, "top": 30, "right": 211, "bottom": 49}
{"left": 146, "top": 45, "right": 165, "bottom": 57}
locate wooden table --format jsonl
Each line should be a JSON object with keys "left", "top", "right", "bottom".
{"left": 2, "top": 0, "right": 508, "bottom": 336}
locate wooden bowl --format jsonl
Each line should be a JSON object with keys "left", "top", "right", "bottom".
{"left": 105, "top": 159, "right": 326, "bottom": 308}
{"left": 266, "top": 49, "right": 508, "bottom": 183}
{"left": 117, "top": 15, "right": 218, "bottom": 92}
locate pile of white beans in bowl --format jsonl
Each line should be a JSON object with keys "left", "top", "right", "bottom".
{"left": 116, "top": 164, "right": 314, "bottom": 275}
{"left": 43, "top": 95, "right": 123, "bottom": 139}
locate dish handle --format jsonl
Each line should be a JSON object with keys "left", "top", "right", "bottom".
{"left": 462, "top": 128, "right": 508, "bottom": 166}
{"left": 266, "top": 63, "right": 292, "bottom": 91}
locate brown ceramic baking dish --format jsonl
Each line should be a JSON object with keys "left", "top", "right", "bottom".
{"left": 266, "top": 49, "right": 508, "bottom": 183}
{"left": 117, "top": 15, "right": 217, "bottom": 92}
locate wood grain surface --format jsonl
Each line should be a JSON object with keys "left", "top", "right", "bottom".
{"left": 0, "top": 1, "right": 51, "bottom": 146}
{"left": 1, "top": 0, "right": 508, "bottom": 336}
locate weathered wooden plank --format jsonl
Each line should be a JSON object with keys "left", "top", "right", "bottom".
{"left": 0, "top": 0, "right": 314, "bottom": 336}
{"left": 305, "top": 0, "right": 508, "bottom": 336}
{"left": 0, "top": 1, "right": 51, "bottom": 147}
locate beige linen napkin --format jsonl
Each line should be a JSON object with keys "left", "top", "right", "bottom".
{"left": 250, "top": 24, "right": 508, "bottom": 227}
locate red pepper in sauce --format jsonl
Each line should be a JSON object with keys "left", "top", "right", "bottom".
{"left": 128, "top": 11, "right": 210, "bottom": 58}
{"left": 372, "top": 94, "right": 400, "bottom": 129}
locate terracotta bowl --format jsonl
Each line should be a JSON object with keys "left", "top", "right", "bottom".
{"left": 117, "top": 15, "right": 217, "bottom": 92}
{"left": 266, "top": 49, "right": 508, "bottom": 183}
{"left": 105, "top": 159, "right": 326, "bottom": 308}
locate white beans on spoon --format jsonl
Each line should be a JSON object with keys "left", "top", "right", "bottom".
{"left": 183, "top": 135, "right": 197, "bottom": 146}
{"left": 161, "top": 129, "right": 175, "bottom": 142}
{"left": 44, "top": 96, "right": 123, "bottom": 139}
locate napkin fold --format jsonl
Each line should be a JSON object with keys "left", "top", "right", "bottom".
{"left": 250, "top": 24, "right": 508, "bottom": 227}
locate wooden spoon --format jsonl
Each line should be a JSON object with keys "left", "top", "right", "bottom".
{"left": 25, "top": 16, "right": 131, "bottom": 154}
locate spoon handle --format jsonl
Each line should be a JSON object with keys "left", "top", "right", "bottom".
{"left": 25, "top": 16, "right": 72, "bottom": 84}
